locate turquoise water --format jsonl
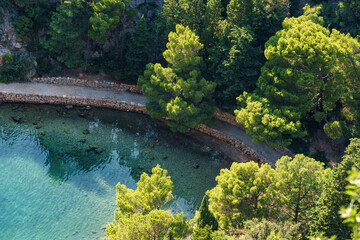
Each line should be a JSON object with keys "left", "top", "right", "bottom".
{"left": 0, "top": 103, "right": 231, "bottom": 240}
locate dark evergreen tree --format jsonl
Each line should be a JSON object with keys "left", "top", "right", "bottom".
{"left": 0, "top": 53, "right": 34, "bottom": 83}
{"left": 307, "top": 138, "right": 360, "bottom": 239}
{"left": 124, "top": 15, "right": 149, "bottom": 84}
{"left": 207, "top": 25, "right": 262, "bottom": 110}
{"left": 197, "top": 195, "right": 218, "bottom": 231}
{"left": 201, "top": 0, "right": 223, "bottom": 48}
{"left": 160, "top": 0, "right": 205, "bottom": 34}
{"left": 45, "top": 0, "right": 89, "bottom": 68}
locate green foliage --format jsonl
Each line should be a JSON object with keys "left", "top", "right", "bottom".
{"left": 0, "top": 52, "right": 34, "bottom": 83}
{"left": 240, "top": 218, "right": 301, "bottom": 240}
{"left": 45, "top": 0, "right": 89, "bottom": 68}
{"left": 124, "top": 15, "right": 149, "bottom": 84}
{"left": 307, "top": 138, "right": 360, "bottom": 239}
{"left": 160, "top": 0, "right": 205, "bottom": 34}
{"left": 314, "top": 112, "right": 325, "bottom": 123}
{"left": 2, "top": 53, "right": 13, "bottom": 64}
{"left": 340, "top": 170, "right": 360, "bottom": 239}
{"left": 106, "top": 165, "right": 189, "bottom": 240}
{"left": 196, "top": 195, "right": 218, "bottom": 231}
{"left": 89, "top": 0, "right": 130, "bottom": 44}
{"left": 235, "top": 92, "right": 306, "bottom": 147}
{"left": 114, "top": 164, "right": 173, "bottom": 216}
{"left": 207, "top": 161, "right": 276, "bottom": 229}
{"left": 138, "top": 25, "right": 216, "bottom": 133}
{"left": 208, "top": 25, "right": 262, "bottom": 110}
{"left": 323, "top": 121, "right": 348, "bottom": 140}
{"left": 275, "top": 154, "right": 327, "bottom": 223}
{"left": 226, "top": 0, "right": 289, "bottom": 46}
{"left": 107, "top": 210, "right": 188, "bottom": 240}
{"left": 14, "top": 15, "right": 33, "bottom": 39}
{"left": 320, "top": 1, "right": 360, "bottom": 37}
{"left": 236, "top": 5, "right": 360, "bottom": 147}
{"left": 192, "top": 225, "right": 214, "bottom": 240}
{"left": 202, "top": 0, "right": 223, "bottom": 47}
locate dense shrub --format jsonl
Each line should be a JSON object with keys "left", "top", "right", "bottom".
{"left": 14, "top": 15, "right": 33, "bottom": 39}
{"left": 240, "top": 219, "right": 301, "bottom": 240}
{"left": 0, "top": 52, "right": 34, "bottom": 83}
{"left": 323, "top": 121, "right": 348, "bottom": 140}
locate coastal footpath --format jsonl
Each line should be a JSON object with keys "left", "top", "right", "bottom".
{"left": 0, "top": 78, "right": 285, "bottom": 166}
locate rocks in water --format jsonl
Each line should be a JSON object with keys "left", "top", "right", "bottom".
{"left": 80, "top": 105, "right": 91, "bottom": 111}
{"left": 11, "top": 116, "right": 22, "bottom": 123}
{"left": 79, "top": 113, "right": 86, "bottom": 118}
{"left": 79, "top": 138, "right": 86, "bottom": 143}
{"left": 193, "top": 164, "right": 200, "bottom": 169}
{"left": 65, "top": 104, "right": 73, "bottom": 110}
{"left": 63, "top": 129, "right": 70, "bottom": 134}
{"left": 100, "top": 224, "right": 107, "bottom": 230}
{"left": 163, "top": 155, "right": 168, "bottom": 160}
{"left": 35, "top": 125, "right": 42, "bottom": 129}
{"left": 86, "top": 144, "right": 103, "bottom": 154}
{"left": 83, "top": 129, "right": 90, "bottom": 135}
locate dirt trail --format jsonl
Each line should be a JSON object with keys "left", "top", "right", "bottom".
{"left": 0, "top": 82, "right": 283, "bottom": 165}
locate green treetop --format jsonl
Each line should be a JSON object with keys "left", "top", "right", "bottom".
{"left": 196, "top": 195, "right": 218, "bottom": 231}
{"left": 89, "top": 0, "right": 130, "bottom": 44}
{"left": 106, "top": 165, "right": 189, "bottom": 240}
{"left": 46, "top": 0, "right": 89, "bottom": 68}
{"left": 138, "top": 24, "right": 216, "bottom": 133}
{"left": 274, "top": 154, "right": 327, "bottom": 223}
{"left": 236, "top": 5, "right": 360, "bottom": 146}
{"left": 307, "top": 138, "right": 360, "bottom": 239}
{"left": 160, "top": 0, "right": 205, "bottom": 35}
{"left": 207, "top": 161, "right": 276, "bottom": 229}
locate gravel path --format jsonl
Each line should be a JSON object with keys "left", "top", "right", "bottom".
{"left": 0, "top": 82, "right": 283, "bottom": 165}
{"left": 0, "top": 82, "right": 148, "bottom": 105}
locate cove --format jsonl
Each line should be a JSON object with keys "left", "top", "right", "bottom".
{"left": 0, "top": 103, "right": 231, "bottom": 240}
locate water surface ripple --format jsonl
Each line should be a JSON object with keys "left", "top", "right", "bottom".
{"left": 0, "top": 103, "right": 231, "bottom": 240}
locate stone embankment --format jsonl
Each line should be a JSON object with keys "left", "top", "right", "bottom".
{"left": 0, "top": 78, "right": 289, "bottom": 166}
{"left": 0, "top": 92, "right": 146, "bottom": 114}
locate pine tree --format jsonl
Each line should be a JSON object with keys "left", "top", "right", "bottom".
{"left": 89, "top": 0, "right": 130, "bottom": 44}
{"left": 45, "top": 0, "right": 89, "bottom": 68}
{"left": 197, "top": 195, "right": 218, "bottom": 231}
{"left": 208, "top": 25, "right": 262, "bottom": 110}
{"left": 201, "top": 0, "right": 224, "bottom": 47}
{"left": 307, "top": 138, "right": 360, "bottom": 238}
{"left": 138, "top": 25, "right": 216, "bottom": 133}
{"left": 124, "top": 15, "right": 149, "bottom": 84}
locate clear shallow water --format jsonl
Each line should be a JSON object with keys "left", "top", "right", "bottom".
{"left": 0, "top": 103, "right": 231, "bottom": 240}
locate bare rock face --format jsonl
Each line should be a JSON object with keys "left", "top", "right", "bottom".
{"left": 0, "top": 7, "right": 24, "bottom": 52}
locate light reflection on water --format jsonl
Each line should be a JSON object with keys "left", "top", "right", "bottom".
{"left": 0, "top": 103, "right": 231, "bottom": 239}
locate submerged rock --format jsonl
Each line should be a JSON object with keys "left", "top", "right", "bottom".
{"left": 86, "top": 144, "right": 103, "bottom": 154}
{"left": 193, "top": 164, "right": 200, "bottom": 169}
{"left": 65, "top": 104, "right": 73, "bottom": 110}
{"left": 83, "top": 129, "right": 90, "bottom": 135}
{"left": 11, "top": 116, "right": 22, "bottom": 123}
